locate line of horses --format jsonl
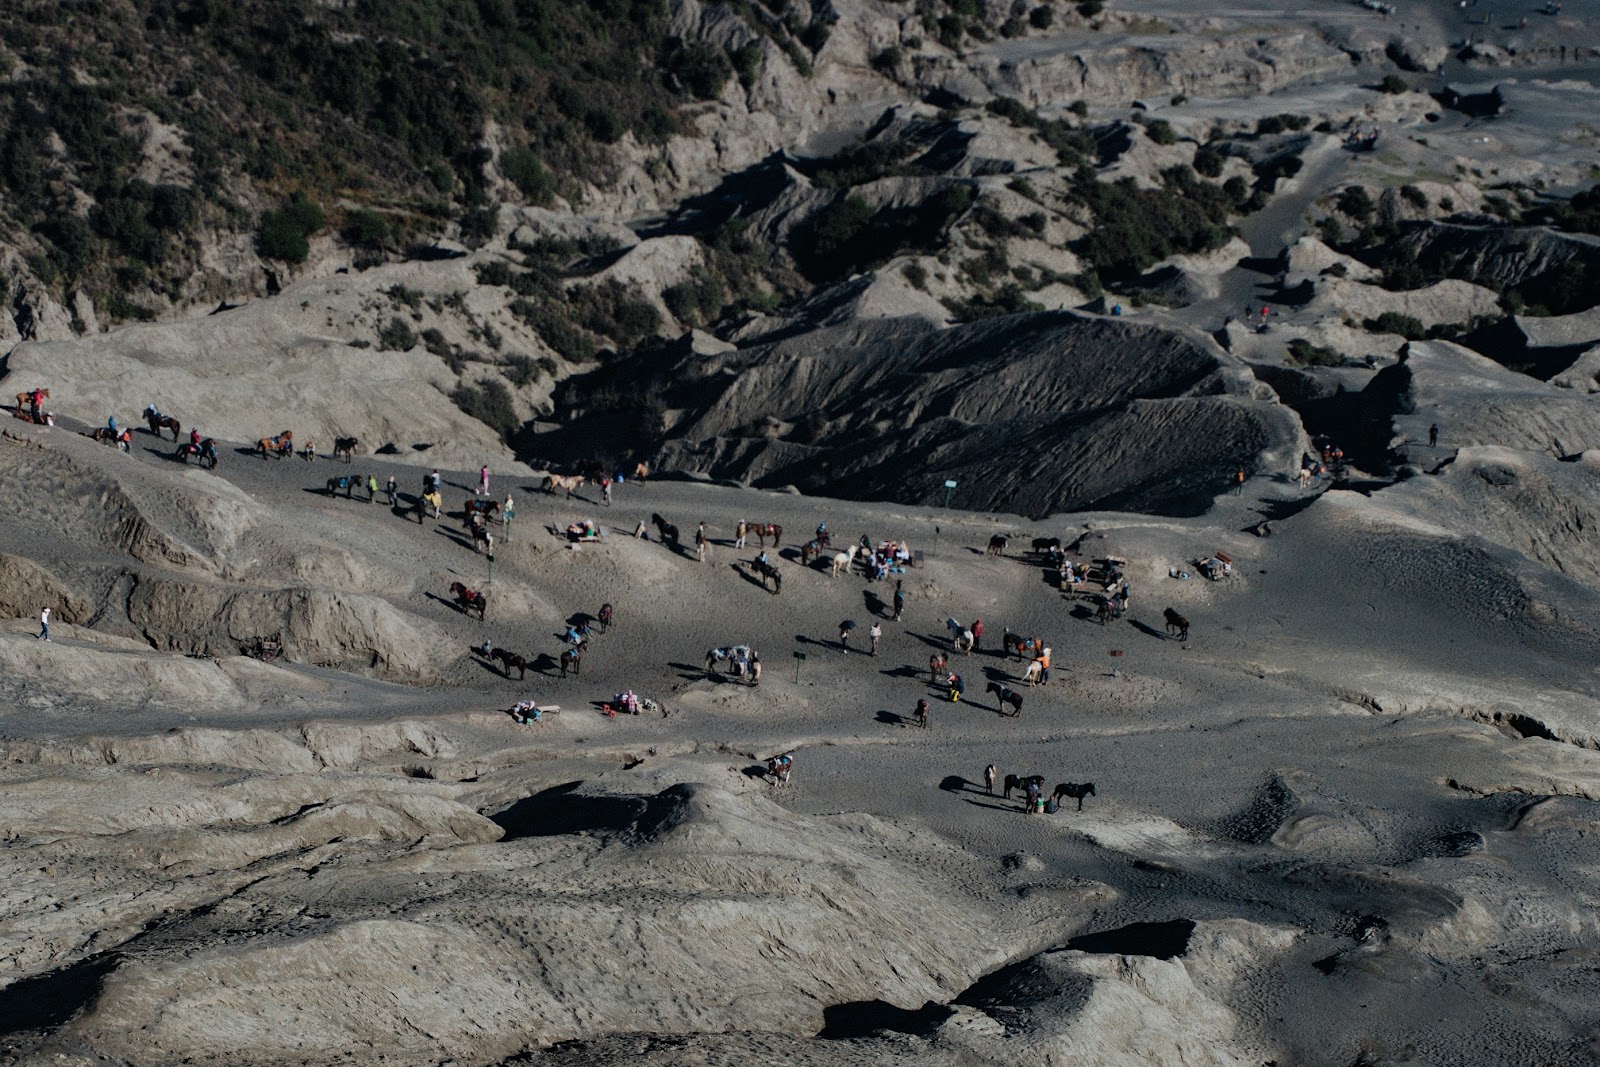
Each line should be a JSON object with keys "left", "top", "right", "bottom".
{"left": 1001, "top": 774, "right": 1097, "bottom": 811}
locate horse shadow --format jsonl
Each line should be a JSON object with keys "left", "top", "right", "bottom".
{"left": 1069, "top": 604, "right": 1098, "bottom": 622}
{"left": 730, "top": 563, "right": 767, "bottom": 592}
{"left": 530, "top": 653, "right": 561, "bottom": 676}
{"left": 566, "top": 612, "right": 596, "bottom": 629}
{"left": 1130, "top": 619, "right": 1165, "bottom": 641}
{"left": 779, "top": 547, "right": 803, "bottom": 563}
{"left": 469, "top": 656, "right": 507, "bottom": 679}
{"left": 434, "top": 528, "right": 481, "bottom": 552}
{"left": 862, "top": 590, "right": 886, "bottom": 618}
{"left": 907, "top": 631, "right": 952, "bottom": 652}
{"left": 961, "top": 797, "right": 1020, "bottom": 813}
{"left": 423, "top": 591, "right": 468, "bottom": 615}
{"left": 880, "top": 665, "right": 922, "bottom": 680}
{"left": 875, "top": 709, "right": 909, "bottom": 727}
{"left": 667, "top": 661, "right": 712, "bottom": 682}
{"left": 940, "top": 775, "right": 969, "bottom": 793}
{"left": 741, "top": 763, "right": 771, "bottom": 779}
{"left": 980, "top": 664, "right": 1012, "bottom": 682}
{"left": 146, "top": 446, "right": 183, "bottom": 463}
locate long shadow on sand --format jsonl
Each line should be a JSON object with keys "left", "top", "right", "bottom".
{"left": 1129, "top": 620, "right": 1166, "bottom": 641}
{"left": 960, "top": 796, "right": 1019, "bottom": 813}
{"left": 875, "top": 709, "right": 910, "bottom": 727}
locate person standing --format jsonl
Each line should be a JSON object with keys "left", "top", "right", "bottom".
{"left": 601, "top": 478, "right": 612, "bottom": 507}
{"left": 385, "top": 476, "right": 398, "bottom": 507}
{"left": 985, "top": 764, "right": 996, "bottom": 794}
{"left": 366, "top": 474, "right": 379, "bottom": 502}
{"left": 971, "top": 618, "right": 983, "bottom": 652}
{"left": 429, "top": 469, "right": 442, "bottom": 495}
{"left": 892, "top": 580, "right": 905, "bottom": 621}
{"left": 1233, "top": 467, "right": 1246, "bottom": 495}
{"left": 947, "top": 672, "right": 963, "bottom": 702}
{"left": 37, "top": 606, "right": 49, "bottom": 641}
{"left": 502, "top": 493, "right": 515, "bottom": 542}
{"left": 869, "top": 622, "right": 882, "bottom": 657}
{"left": 735, "top": 520, "right": 748, "bottom": 550}
{"left": 1429, "top": 423, "right": 1439, "bottom": 447}
{"left": 839, "top": 620, "right": 853, "bottom": 652}
{"left": 696, "top": 522, "right": 709, "bottom": 562}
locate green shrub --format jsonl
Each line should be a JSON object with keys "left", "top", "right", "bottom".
{"left": 1000, "top": 16, "right": 1027, "bottom": 37}
{"left": 343, "top": 208, "right": 389, "bottom": 248}
{"left": 573, "top": 281, "right": 661, "bottom": 345}
{"left": 903, "top": 262, "right": 929, "bottom": 289}
{"left": 1287, "top": 338, "right": 1342, "bottom": 366}
{"left": 943, "top": 283, "right": 1043, "bottom": 321}
{"left": 937, "top": 15, "right": 964, "bottom": 48}
{"left": 667, "top": 42, "right": 732, "bottom": 100}
{"left": 450, "top": 377, "right": 519, "bottom": 441}
{"left": 1070, "top": 165, "right": 1236, "bottom": 281}
{"left": 420, "top": 327, "right": 453, "bottom": 359}
{"left": 1337, "top": 186, "right": 1375, "bottom": 220}
{"left": 256, "top": 193, "right": 324, "bottom": 262}
{"left": 1379, "top": 74, "right": 1410, "bottom": 94}
{"left": 872, "top": 46, "right": 904, "bottom": 73}
{"left": 732, "top": 43, "right": 764, "bottom": 88}
{"left": 1193, "top": 144, "right": 1225, "bottom": 178}
{"left": 511, "top": 298, "right": 596, "bottom": 362}
{"left": 1363, "top": 312, "right": 1426, "bottom": 339}
{"left": 1078, "top": 0, "right": 1104, "bottom": 16}
{"left": 503, "top": 353, "right": 540, "bottom": 387}
{"left": 1145, "top": 119, "right": 1177, "bottom": 146}
{"left": 386, "top": 285, "right": 424, "bottom": 310}
{"left": 1069, "top": 100, "right": 1089, "bottom": 118}
{"left": 662, "top": 268, "right": 725, "bottom": 325}
{"left": 378, "top": 316, "right": 419, "bottom": 351}
{"left": 500, "top": 146, "right": 555, "bottom": 204}
{"left": 1255, "top": 113, "right": 1310, "bottom": 135}
{"left": 1029, "top": 5, "right": 1054, "bottom": 27}
{"left": 1399, "top": 184, "right": 1428, "bottom": 209}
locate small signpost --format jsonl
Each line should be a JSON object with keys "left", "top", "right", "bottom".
{"left": 793, "top": 650, "right": 807, "bottom": 683}
{"left": 1109, "top": 648, "right": 1124, "bottom": 677}
{"left": 943, "top": 479, "right": 958, "bottom": 509}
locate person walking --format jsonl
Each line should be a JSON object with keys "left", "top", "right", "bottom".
{"left": 971, "top": 618, "right": 984, "bottom": 652}
{"left": 735, "top": 520, "right": 748, "bottom": 550}
{"left": 839, "top": 620, "right": 854, "bottom": 653}
{"left": 367, "top": 474, "right": 379, "bottom": 502}
{"left": 385, "top": 476, "right": 398, "bottom": 507}
{"left": 869, "top": 622, "right": 882, "bottom": 657}
{"left": 892, "top": 580, "right": 905, "bottom": 621}
{"left": 37, "top": 606, "right": 49, "bottom": 641}
{"left": 478, "top": 465, "right": 490, "bottom": 497}
{"left": 502, "top": 493, "right": 515, "bottom": 542}
{"left": 1429, "top": 423, "right": 1439, "bottom": 447}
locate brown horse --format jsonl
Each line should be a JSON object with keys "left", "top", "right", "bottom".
{"left": 491, "top": 647, "right": 527, "bottom": 679}
{"left": 145, "top": 410, "right": 181, "bottom": 441}
{"left": 559, "top": 647, "right": 582, "bottom": 677}
{"left": 14, "top": 387, "right": 47, "bottom": 412}
{"left": 1003, "top": 629, "right": 1042, "bottom": 661}
{"left": 258, "top": 431, "right": 293, "bottom": 459}
{"left": 799, "top": 538, "right": 828, "bottom": 565}
{"left": 1052, "top": 782, "right": 1096, "bottom": 811}
{"left": 331, "top": 436, "right": 358, "bottom": 462}
{"left": 748, "top": 522, "right": 783, "bottom": 548}
{"left": 1163, "top": 608, "right": 1190, "bottom": 641}
{"left": 633, "top": 462, "right": 650, "bottom": 482}
{"left": 543, "top": 473, "right": 584, "bottom": 498}
{"left": 449, "top": 581, "right": 487, "bottom": 619}
{"left": 462, "top": 498, "right": 500, "bottom": 528}
{"left": 987, "top": 534, "right": 1008, "bottom": 556}
{"left": 1003, "top": 773, "right": 1045, "bottom": 800}
{"left": 929, "top": 652, "right": 948, "bottom": 684}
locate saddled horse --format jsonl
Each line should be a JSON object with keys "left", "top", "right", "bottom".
{"left": 598, "top": 603, "right": 615, "bottom": 631}
{"left": 1003, "top": 629, "right": 1042, "bottom": 660}
{"left": 326, "top": 475, "right": 356, "bottom": 498}
{"left": 651, "top": 513, "right": 679, "bottom": 546}
{"left": 471, "top": 524, "right": 494, "bottom": 554}
{"left": 747, "top": 522, "right": 783, "bottom": 549}
{"left": 258, "top": 431, "right": 293, "bottom": 459}
{"left": 1163, "top": 607, "right": 1190, "bottom": 641}
{"left": 705, "top": 646, "right": 753, "bottom": 677}
{"left": 986, "top": 681, "right": 1023, "bottom": 717}
{"left": 332, "top": 436, "right": 359, "bottom": 462}
{"left": 491, "top": 647, "right": 527, "bottom": 679}
{"left": 987, "top": 534, "right": 1008, "bottom": 556}
{"left": 176, "top": 438, "right": 219, "bottom": 469}
{"left": 413, "top": 491, "right": 442, "bottom": 522}
{"left": 1031, "top": 536, "right": 1062, "bottom": 555}
{"left": 462, "top": 498, "right": 500, "bottom": 528}
{"left": 946, "top": 617, "right": 974, "bottom": 654}
{"left": 449, "top": 581, "right": 487, "bottom": 619}
{"left": 558, "top": 647, "right": 583, "bottom": 677}
{"left": 91, "top": 426, "right": 129, "bottom": 451}
{"left": 929, "top": 652, "right": 948, "bottom": 683}
{"left": 544, "top": 473, "right": 585, "bottom": 498}
{"left": 752, "top": 558, "right": 783, "bottom": 594}
{"left": 14, "top": 387, "right": 47, "bottom": 412}
{"left": 1052, "top": 782, "right": 1096, "bottom": 811}
{"left": 144, "top": 408, "right": 181, "bottom": 441}
{"left": 1003, "top": 773, "right": 1045, "bottom": 800}
{"left": 799, "top": 538, "right": 829, "bottom": 565}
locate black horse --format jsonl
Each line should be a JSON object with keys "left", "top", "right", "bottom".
{"left": 651, "top": 513, "right": 680, "bottom": 546}
{"left": 1052, "top": 782, "right": 1097, "bottom": 811}
{"left": 176, "top": 438, "right": 219, "bottom": 469}
{"left": 1003, "top": 773, "right": 1045, "bottom": 800}
{"left": 985, "top": 681, "right": 1023, "bottom": 717}
{"left": 752, "top": 558, "right": 783, "bottom": 594}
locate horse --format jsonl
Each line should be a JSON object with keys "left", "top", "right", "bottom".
{"left": 830, "top": 547, "right": 856, "bottom": 577}
{"left": 462, "top": 498, "right": 500, "bottom": 528}
{"left": 327, "top": 476, "right": 356, "bottom": 498}
{"left": 1003, "top": 630, "right": 1041, "bottom": 661}
{"left": 706, "top": 647, "right": 734, "bottom": 674}
{"left": 929, "top": 652, "right": 948, "bottom": 683}
{"left": 575, "top": 459, "right": 609, "bottom": 482}
{"left": 1163, "top": 607, "right": 1190, "bottom": 641}
{"left": 544, "top": 474, "right": 585, "bottom": 498}
{"left": 558, "top": 647, "right": 582, "bottom": 677}
{"left": 491, "top": 648, "right": 528, "bottom": 680}
{"left": 176, "top": 438, "right": 219, "bottom": 469}
{"left": 1052, "top": 782, "right": 1096, "bottom": 811}
{"left": 472, "top": 525, "right": 494, "bottom": 554}
{"left": 144, "top": 409, "right": 181, "bottom": 441}
{"left": 90, "top": 426, "right": 123, "bottom": 449}
{"left": 987, "top": 534, "right": 1008, "bottom": 556}
{"left": 914, "top": 699, "right": 929, "bottom": 729}
{"left": 748, "top": 522, "right": 783, "bottom": 548}
{"left": 633, "top": 462, "right": 650, "bottom": 483}
{"left": 752, "top": 558, "right": 783, "bottom": 594}
{"left": 449, "top": 581, "right": 487, "bottom": 619}
{"left": 1022, "top": 660, "right": 1044, "bottom": 687}
{"left": 414, "top": 491, "right": 441, "bottom": 522}
{"left": 1031, "top": 536, "right": 1061, "bottom": 555}
{"left": 258, "top": 431, "right": 293, "bottom": 459}
{"left": 14, "top": 387, "right": 47, "bottom": 412}
{"left": 598, "top": 603, "right": 614, "bottom": 632}
{"left": 1003, "top": 773, "right": 1044, "bottom": 800}
{"left": 986, "top": 682, "right": 1024, "bottom": 716}
{"left": 332, "top": 436, "right": 359, "bottom": 463}
{"left": 800, "top": 538, "right": 828, "bottom": 565}
{"left": 651, "top": 513, "right": 679, "bottom": 546}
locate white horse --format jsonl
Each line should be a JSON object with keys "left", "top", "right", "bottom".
{"left": 945, "top": 617, "right": 973, "bottom": 654}
{"left": 830, "top": 547, "right": 857, "bottom": 577}
{"left": 1023, "top": 659, "right": 1044, "bottom": 686}
{"left": 1296, "top": 466, "right": 1312, "bottom": 489}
